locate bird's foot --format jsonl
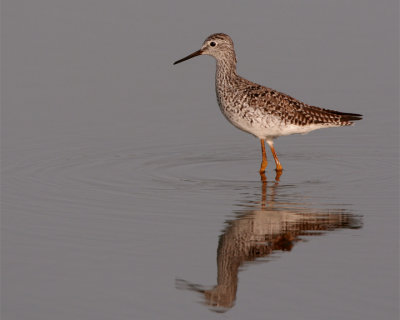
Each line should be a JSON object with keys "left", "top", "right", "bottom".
{"left": 274, "top": 170, "right": 282, "bottom": 181}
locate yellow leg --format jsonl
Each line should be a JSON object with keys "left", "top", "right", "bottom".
{"left": 259, "top": 139, "right": 268, "bottom": 174}
{"left": 267, "top": 140, "right": 283, "bottom": 172}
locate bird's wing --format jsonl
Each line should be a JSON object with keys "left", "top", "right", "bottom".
{"left": 246, "top": 85, "right": 362, "bottom": 126}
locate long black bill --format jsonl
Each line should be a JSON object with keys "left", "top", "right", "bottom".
{"left": 173, "top": 49, "right": 203, "bottom": 65}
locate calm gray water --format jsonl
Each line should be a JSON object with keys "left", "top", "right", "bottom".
{"left": 2, "top": 1, "right": 398, "bottom": 319}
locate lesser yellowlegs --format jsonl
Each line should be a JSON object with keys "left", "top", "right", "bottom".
{"left": 173, "top": 33, "right": 362, "bottom": 176}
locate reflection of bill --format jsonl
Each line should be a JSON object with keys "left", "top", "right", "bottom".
{"left": 176, "top": 180, "right": 362, "bottom": 312}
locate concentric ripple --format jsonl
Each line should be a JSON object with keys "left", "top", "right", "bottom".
{"left": 3, "top": 134, "right": 394, "bottom": 212}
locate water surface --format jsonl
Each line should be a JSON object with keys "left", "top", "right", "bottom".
{"left": 2, "top": 1, "right": 398, "bottom": 320}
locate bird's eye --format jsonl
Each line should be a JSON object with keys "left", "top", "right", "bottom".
{"left": 210, "top": 42, "right": 216, "bottom": 47}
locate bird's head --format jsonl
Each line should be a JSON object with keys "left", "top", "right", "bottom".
{"left": 173, "top": 33, "right": 236, "bottom": 65}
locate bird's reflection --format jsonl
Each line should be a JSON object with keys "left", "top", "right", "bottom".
{"left": 176, "top": 173, "right": 361, "bottom": 312}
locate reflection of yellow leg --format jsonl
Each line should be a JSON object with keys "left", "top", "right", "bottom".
{"left": 259, "top": 139, "right": 268, "bottom": 174}
{"left": 267, "top": 140, "right": 283, "bottom": 172}
{"left": 261, "top": 179, "right": 267, "bottom": 208}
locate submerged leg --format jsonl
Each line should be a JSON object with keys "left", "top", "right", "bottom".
{"left": 266, "top": 140, "right": 283, "bottom": 172}
{"left": 259, "top": 139, "right": 268, "bottom": 174}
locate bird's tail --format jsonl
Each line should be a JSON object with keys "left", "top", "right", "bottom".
{"left": 330, "top": 110, "right": 363, "bottom": 122}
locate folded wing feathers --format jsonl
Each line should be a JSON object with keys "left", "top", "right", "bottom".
{"left": 246, "top": 84, "right": 363, "bottom": 127}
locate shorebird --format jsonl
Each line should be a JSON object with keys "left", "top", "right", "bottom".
{"left": 173, "top": 33, "right": 362, "bottom": 176}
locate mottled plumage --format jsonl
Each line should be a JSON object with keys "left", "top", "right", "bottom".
{"left": 174, "top": 33, "right": 362, "bottom": 177}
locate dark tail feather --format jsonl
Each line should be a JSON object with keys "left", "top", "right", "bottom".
{"left": 328, "top": 110, "right": 363, "bottom": 122}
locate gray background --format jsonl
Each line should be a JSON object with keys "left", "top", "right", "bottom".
{"left": 2, "top": 1, "right": 398, "bottom": 320}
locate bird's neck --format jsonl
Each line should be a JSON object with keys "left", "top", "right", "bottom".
{"left": 215, "top": 55, "right": 238, "bottom": 91}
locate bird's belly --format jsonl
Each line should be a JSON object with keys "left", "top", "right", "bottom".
{"left": 219, "top": 103, "right": 327, "bottom": 139}
{"left": 218, "top": 103, "right": 280, "bottom": 138}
